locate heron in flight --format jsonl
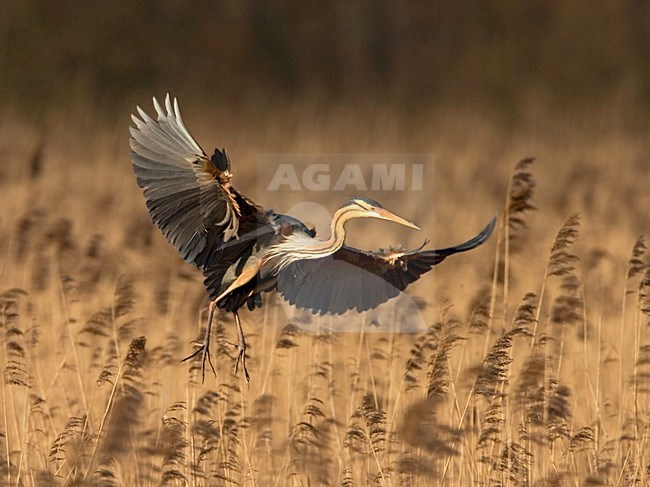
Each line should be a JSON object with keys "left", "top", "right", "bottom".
{"left": 129, "top": 95, "right": 496, "bottom": 382}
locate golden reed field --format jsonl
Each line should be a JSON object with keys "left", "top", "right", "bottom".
{"left": 0, "top": 97, "right": 648, "bottom": 486}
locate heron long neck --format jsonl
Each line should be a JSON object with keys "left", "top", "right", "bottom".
{"left": 265, "top": 206, "right": 359, "bottom": 272}
{"left": 294, "top": 206, "right": 352, "bottom": 257}
{"left": 321, "top": 205, "right": 353, "bottom": 254}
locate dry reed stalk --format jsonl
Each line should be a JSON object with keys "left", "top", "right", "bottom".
{"left": 533, "top": 214, "right": 581, "bottom": 345}
{"left": 501, "top": 157, "right": 537, "bottom": 328}
{"left": 89, "top": 336, "right": 147, "bottom": 484}
{"left": 613, "top": 237, "right": 648, "bottom": 468}
{"left": 629, "top": 266, "right": 650, "bottom": 483}
{"left": 1, "top": 288, "right": 30, "bottom": 484}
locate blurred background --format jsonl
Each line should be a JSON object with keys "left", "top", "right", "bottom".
{"left": 1, "top": 0, "right": 649, "bottom": 124}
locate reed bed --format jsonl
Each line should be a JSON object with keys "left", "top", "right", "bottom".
{"left": 0, "top": 105, "right": 647, "bottom": 486}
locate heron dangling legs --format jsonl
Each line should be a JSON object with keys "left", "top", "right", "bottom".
{"left": 180, "top": 303, "right": 249, "bottom": 383}
{"left": 130, "top": 94, "right": 496, "bottom": 382}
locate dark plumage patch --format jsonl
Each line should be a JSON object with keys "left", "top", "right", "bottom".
{"left": 210, "top": 148, "right": 230, "bottom": 172}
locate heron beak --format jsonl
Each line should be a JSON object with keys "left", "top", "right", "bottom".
{"left": 376, "top": 208, "right": 420, "bottom": 230}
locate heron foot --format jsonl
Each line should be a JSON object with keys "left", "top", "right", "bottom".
{"left": 180, "top": 304, "right": 250, "bottom": 384}
{"left": 180, "top": 340, "right": 216, "bottom": 384}
{"left": 180, "top": 301, "right": 217, "bottom": 384}
{"left": 233, "top": 311, "right": 250, "bottom": 383}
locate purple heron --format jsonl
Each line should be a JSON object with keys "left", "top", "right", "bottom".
{"left": 129, "top": 95, "right": 496, "bottom": 382}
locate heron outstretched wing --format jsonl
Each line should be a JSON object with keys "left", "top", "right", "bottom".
{"left": 130, "top": 94, "right": 273, "bottom": 271}
{"left": 275, "top": 217, "right": 496, "bottom": 315}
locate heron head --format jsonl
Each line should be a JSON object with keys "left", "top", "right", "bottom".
{"left": 345, "top": 197, "right": 420, "bottom": 230}
{"left": 210, "top": 148, "right": 232, "bottom": 182}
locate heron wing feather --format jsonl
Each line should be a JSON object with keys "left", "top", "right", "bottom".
{"left": 130, "top": 94, "right": 272, "bottom": 272}
{"left": 275, "top": 217, "right": 496, "bottom": 314}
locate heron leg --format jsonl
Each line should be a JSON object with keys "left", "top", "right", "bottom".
{"left": 233, "top": 311, "right": 250, "bottom": 383}
{"left": 181, "top": 300, "right": 217, "bottom": 383}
